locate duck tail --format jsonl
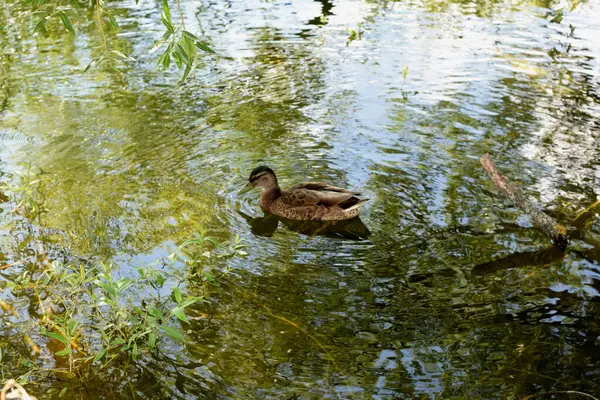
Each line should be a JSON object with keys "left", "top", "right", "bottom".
{"left": 344, "top": 198, "right": 369, "bottom": 213}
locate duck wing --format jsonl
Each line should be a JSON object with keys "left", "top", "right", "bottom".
{"left": 284, "top": 182, "right": 361, "bottom": 207}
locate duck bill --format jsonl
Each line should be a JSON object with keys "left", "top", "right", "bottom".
{"left": 238, "top": 182, "right": 254, "bottom": 195}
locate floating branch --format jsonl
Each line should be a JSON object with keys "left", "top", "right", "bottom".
{"left": 480, "top": 153, "right": 568, "bottom": 249}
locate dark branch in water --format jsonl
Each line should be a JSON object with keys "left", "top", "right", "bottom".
{"left": 472, "top": 246, "right": 565, "bottom": 276}
{"left": 522, "top": 390, "right": 600, "bottom": 400}
{"left": 480, "top": 153, "right": 568, "bottom": 249}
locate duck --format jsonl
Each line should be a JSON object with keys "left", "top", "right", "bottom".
{"left": 240, "top": 166, "right": 369, "bottom": 221}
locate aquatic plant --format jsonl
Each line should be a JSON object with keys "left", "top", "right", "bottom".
{"left": 0, "top": 171, "right": 246, "bottom": 397}
{"left": 0, "top": 164, "right": 46, "bottom": 223}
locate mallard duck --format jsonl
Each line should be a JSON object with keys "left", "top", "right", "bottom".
{"left": 240, "top": 166, "right": 369, "bottom": 221}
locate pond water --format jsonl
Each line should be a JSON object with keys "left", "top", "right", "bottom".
{"left": 1, "top": 0, "right": 600, "bottom": 398}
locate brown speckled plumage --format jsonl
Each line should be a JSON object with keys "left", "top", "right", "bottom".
{"left": 244, "top": 166, "right": 369, "bottom": 221}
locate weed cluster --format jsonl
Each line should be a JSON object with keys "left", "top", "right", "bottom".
{"left": 0, "top": 168, "right": 247, "bottom": 397}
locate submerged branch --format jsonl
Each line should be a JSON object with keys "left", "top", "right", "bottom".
{"left": 235, "top": 288, "right": 339, "bottom": 371}
{"left": 472, "top": 246, "right": 565, "bottom": 276}
{"left": 522, "top": 390, "right": 600, "bottom": 400}
{"left": 480, "top": 153, "right": 568, "bottom": 249}
{"left": 0, "top": 261, "right": 23, "bottom": 270}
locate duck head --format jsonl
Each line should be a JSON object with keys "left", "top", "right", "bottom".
{"left": 239, "top": 166, "right": 278, "bottom": 194}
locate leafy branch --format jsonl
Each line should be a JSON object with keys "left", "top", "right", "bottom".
{"left": 23, "top": 0, "right": 216, "bottom": 80}
{"left": 151, "top": 0, "right": 217, "bottom": 81}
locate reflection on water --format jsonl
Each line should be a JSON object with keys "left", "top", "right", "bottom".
{"left": 472, "top": 246, "right": 566, "bottom": 276}
{"left": 239, "top": 210, "right": 371, "bottom": 239}
{"left": 1, "top": 0, "right": 600, "bottom": 397}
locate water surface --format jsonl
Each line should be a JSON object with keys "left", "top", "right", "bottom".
{"left": 1, "top": 0, "right": 600, "bottom": 397}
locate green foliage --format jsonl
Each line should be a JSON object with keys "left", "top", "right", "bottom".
{"left": 0, "top": 164, "right": 248, "bottom": 391}
{"left": 22, "top": 0, "right": 216, "bottom": 80}
{"left": 7, "top": 258, "right": 207, "bottom": 375}
{"left": 177, "top": 231, "right": 248, "bottom": 284}
{"left": 58, "top": 11, "right": 75, "bottom": 35}
{"left": 151, "top": 1, "right": 217, "bottom": 81}
{"left": 0, "top": 163, "right": 45, "bottom": 222}
{"left": 179, "top": 231, "right": 248, "bottom": 259}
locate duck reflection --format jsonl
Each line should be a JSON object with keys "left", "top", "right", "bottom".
{"left": 238, "top": 211, "right": 370, "bottom": 240}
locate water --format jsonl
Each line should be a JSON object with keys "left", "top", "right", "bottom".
{"left": 1, "top": 0, "right": 600, "bottom": 397}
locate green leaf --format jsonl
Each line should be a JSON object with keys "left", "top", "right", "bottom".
{"left": 98, "top": 328, "right": 109, "bottom": 342}
{"left": 59, "top": 12, "right": 75, "bottom": 35}
{"left": 93, "top": 347, "right": 106, "bottom": 362}
{"left": 55, "top": 348, "right": 71, "bottom": 356}
{"left": 96, "top": 281, "right": 112, "bottom": 296}
{"left": 132, "top": 342, "right": 138, "bottom": 360}
{"left": 162, "top": 0, "right": 171, "bottom": 23}
{"left": 178, "top": 296, "right": 204, "bottom": 309}
{"left": 183, "top": 36, "right": 197, "bottom": 58}
{"left": 108, "top": 14, "right": 119, "bottom": 30}
{"left": 67, "top": 319, "right": 79, "bottom": 336}
{"left": 110, "top": 50, "right": 136, "bottom": 62}
{"left": 156, "top": 273, "right": 165, "bottom": 288}
{"left": 161, "top": 325, "right": 185, "bottom": 342}
{"left": 59, "top": 387, "right": 68, "bottom": 398}
{"left": 195, "top": 41, "right": 216, "bottom": 54}
{"left": 110, "top": 338, "right": 126, "bottom": 346}
{"left": 171, "top": 307, "right": 189, "bottom": 323}
{"left": 160, "top": 0, "right": 174, "bottom": 33}
{"left": 148, "top": 306, "right": 164, "bottom": 320}
{"left": 181, "top": 64, "right": 192, "bottom": 81}
{"left": 33, "top": 17, "right": 47, "bottom": 33}
{"left": 172, "top": 50, "right": 183, "bottom": 69}
{"left": 182, "top": 30, "right": 200, "bottom": 42}
{"left": 172, "top": 287, "right": 183, "bottom": 303}
{"left": 83, "top": 55, "right": 101, "bottom": 74}
{"left": 175, "top": 43, "right": 191, "bottom": 65}
{"left": 163, "top": 53, "right": 171, "bottom": 70}
{"left": 161, "top": 15, "right": 174, "bottom": 34}
{"left": 157, "top": 53, "right": 167, "bottom": 70}
{"left": 203, "top": 269, "right": 218, "bottom": 285}
{"left": 43, "top": 331, "right": 70, "bottom": 347}
{"left": 150, "top": 35, "right": 170, "bottom": 54}
{"left": 148, "top": 332, "right": 156, "bottom": 350}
